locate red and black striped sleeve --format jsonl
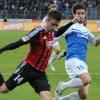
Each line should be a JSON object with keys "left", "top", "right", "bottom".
{"left": 0, "top": 39, "right": 25, "bottom": 54}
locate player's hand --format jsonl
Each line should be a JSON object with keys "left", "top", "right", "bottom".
{"left": 72, "top": 17, "right": 79, "bottom": 23}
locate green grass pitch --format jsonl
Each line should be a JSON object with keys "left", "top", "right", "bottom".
{"left": 0, "top": 31, "right": 100, "bottom": 100}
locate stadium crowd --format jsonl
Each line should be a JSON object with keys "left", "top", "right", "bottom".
{"left": 0, "top": 0, "right": 100, "bottom": 19}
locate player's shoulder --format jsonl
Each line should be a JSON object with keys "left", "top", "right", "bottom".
{"left": 27, "top": 26, "right": 45, "bottom": 39}
{"left": 65, "top": 22, "right": 90, "bottom": 35}
{"left": 66, "top": 23, "right": 79, "bottom": 30}
{"left": 71, "top": 23, "right": 82, "bottom": 28}
{"left": 71, "top": 23, "right": 88, "bottom": 31}
{"left": 65, "top": 23, "right": 79, "bottom": 31}
{"left": 30, "top": 26, "right": 44, "bottom": 34}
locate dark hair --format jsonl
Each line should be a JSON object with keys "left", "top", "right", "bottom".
{"left": 72, "top": 3, "right": 87, "bottom": 14}
{"left": 48, "top": 4, "right": 58, "bottom": 11}
{"left": 47, "top": 10, "right": 62, "bottom": 21}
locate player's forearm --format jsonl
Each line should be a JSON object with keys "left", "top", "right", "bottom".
{"left": 0, "top": 39, "right": 25, "bottom": 54}
{"left": 56, "top": 22, "right": 74, "bottom": 37}
{"left": 56, "top": 17, "right": 78, "bottom": 37}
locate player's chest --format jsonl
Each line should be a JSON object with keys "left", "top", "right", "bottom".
{"left": 38, "top": 32, "right": 55, "bottom": 47}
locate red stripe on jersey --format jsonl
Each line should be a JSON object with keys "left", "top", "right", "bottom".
{"left": 39, "top": 31, "right": 52, "bottom": 70}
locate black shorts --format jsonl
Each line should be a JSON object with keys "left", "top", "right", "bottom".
{"left": 5, "top": 61, "right": 50, "bottom": 94}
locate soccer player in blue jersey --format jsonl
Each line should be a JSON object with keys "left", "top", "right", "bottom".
{"left": 55, "top": 3, "right": 100, "bottom": 100}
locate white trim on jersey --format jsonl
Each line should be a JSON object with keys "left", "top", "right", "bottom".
{"left": 62, "top": 22, "right": 96, "bottom": 45}
{"left": 22, "top": 27, "right": 43, "bottom": 42}
{"left": 88, "top": 31, "right": 96, "bottom": 45}
{"left": 28, "top": 27, "right": 43, "bottom": 39}
{"left": 22, "top": 36, "right": 30, "bottom": 42}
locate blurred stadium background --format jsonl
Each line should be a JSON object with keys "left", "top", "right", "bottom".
{"left": 0, "top": 0, "right": 100, "bottom": 100}
{"left": 0, "top": 0, "right": 100, "bottom": 20}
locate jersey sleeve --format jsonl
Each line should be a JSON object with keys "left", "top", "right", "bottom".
{"left": 53, "top": 26, "right": 70, "bottom": 43}
{"left": 21, "top": 27, "right": 43, "bottom": 43}
{"left": 88, "top": 31, "right": 96, "bottom": 45}
{"left": 62, "top": 26, "right": 73, "bottom": 37}
{"left": 0, "top": 39, "right": 25, "bottom": 54}
{"left": 55, "top": 22, "right": 74, "bottom": 37}
{"left": 0, "top": 27, "right": 43, "bottom": 54}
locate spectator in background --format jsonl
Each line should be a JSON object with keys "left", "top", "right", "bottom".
{"left": 0, "top": 0, "right": 100, "bottom": 19}
{"left": 3, "top": 16, "right": 7, "bottom": 22}
{"left": 0, "top": 0, "right": 4, "bottom": 10}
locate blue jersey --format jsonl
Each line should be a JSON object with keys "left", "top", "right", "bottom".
{"left": 64, "top": 23, "right": 96, "bottom": 63}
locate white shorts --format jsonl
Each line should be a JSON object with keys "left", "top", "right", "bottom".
{"left": 65, "top": 58, "right": 88, "bottom": 79}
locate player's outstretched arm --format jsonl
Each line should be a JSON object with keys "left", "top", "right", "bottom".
{"left": 55, "top": 17, "right": 78, "bottom": 37}
{"left": 0, "top": 39, "right": 26, "bottom": 54}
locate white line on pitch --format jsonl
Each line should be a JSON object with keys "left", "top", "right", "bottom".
{"left": 1, "top": 72, "right": 100, "bottom": 75}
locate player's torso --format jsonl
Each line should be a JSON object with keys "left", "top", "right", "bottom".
{"left": 25, "top": 30, "right": 55, "bottom": 72}
{"left": 65, "top": 23, "right": 89, "bottom": 62}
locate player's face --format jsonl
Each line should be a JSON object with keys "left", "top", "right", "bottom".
{"left": 73, "top": 9, "right": 86, "bottom": 23}
{"left": 46, "top": 18, "right": 60, "bottom": 32}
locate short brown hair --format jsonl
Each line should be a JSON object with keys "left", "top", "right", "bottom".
{"left": 72, "top": 3, "right": 87, "bottom": 14}
{"left": 47, "top": 10, "right": 62, "bottom": 21}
